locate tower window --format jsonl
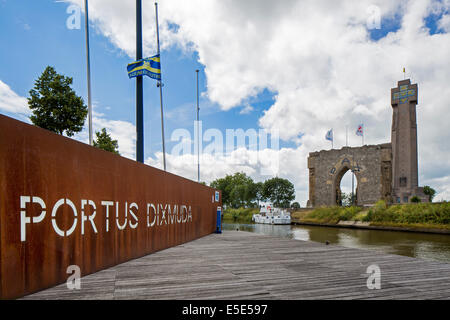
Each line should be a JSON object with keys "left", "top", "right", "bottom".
{"left": 399, "top": 177, "right": 407, "bottom": 187}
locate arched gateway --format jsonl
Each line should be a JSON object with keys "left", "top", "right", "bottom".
{"left": 307, "top": 144, "right": 392, "bottom": 207}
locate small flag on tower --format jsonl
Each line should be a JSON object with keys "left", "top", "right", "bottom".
{"left": 127, "top": 54, "right": 161, "bottom": 80}
{"left": 325, "top": 129, "right": 333, "bottom": 141}
{"left": 356, "top": 123, "right": 363, "bottom": 136}
{"left": 326, "top": 128, "right": 333, "bottom": 149}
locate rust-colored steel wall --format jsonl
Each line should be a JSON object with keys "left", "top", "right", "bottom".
{"left": 0, "top": 115, "right": 221, "bottom": 299}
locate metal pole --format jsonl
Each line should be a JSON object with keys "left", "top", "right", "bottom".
{"left": 155, "top": 2, "right": 166, "bottom": 171}
{"left": 84, "top": 0, "right": 93, "bottom": 145}
{"left": 196, "top": 69, "right": 200, "bottom": 182}
{"left": 136, "top": 0, "right": 144, "bottom": 163}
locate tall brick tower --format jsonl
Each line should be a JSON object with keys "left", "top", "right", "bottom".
{"left": 391, "top": 79, "right": 427, "bottom": 203}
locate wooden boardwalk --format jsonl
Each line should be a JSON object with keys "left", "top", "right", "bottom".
{"left": 23, "top": 231, "right": 450, "bottom": 300}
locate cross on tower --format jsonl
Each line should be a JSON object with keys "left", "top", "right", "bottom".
{"left": 391, "top": 80, "right": 417, "bottom": 105}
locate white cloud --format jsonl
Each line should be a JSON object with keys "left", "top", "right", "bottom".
{"left": 0, "top": 80, "right": 29, "bottom": 115}
{"left": 438, "top": 14, "right": 450, "bottom": 32}
{"left": 422, "top": 175, "right": 450, "bottom": 202}
{"left": 73, "top": 109, "right": 136, "bottom": 160}
{"left": 239, "top": 104, "right": 254, "bottom": 115}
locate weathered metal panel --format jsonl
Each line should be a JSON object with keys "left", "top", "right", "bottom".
{"left": 0, "top": 115, "right": 221, "bottom": 299}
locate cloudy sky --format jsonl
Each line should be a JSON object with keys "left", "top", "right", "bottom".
{"left": 1, "top": 0, "right": 449, "bottom": 205}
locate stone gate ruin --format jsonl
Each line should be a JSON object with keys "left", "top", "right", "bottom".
{"left": 307, "top": 79, "right": 428, "bottom": 207}
{"left": 307, "top": 144, "right": 393, "bottom": 207}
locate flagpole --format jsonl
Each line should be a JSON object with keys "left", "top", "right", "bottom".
{"left": 155, "top": 2, "right": 166, "bottom": 171}
{"left": 362, "top": 125, "right": 364, "bottom": 146}
{"left": 196, "top": 69, "right": 200, "bottom": 182}
{"left": 346, "top": 125, "right": 348, "bottom": 146}
{"left": 136, "top": 0, "right": 144, "bottom": 163}
{"left": 84, "top": 0, "right": 93, "bottom": 145}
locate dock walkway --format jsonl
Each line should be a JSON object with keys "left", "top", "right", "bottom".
{"left": 23, "top": 230, "right": 450, "bottom": 300}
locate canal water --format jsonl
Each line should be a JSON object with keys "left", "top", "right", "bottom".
{"left": 223, "top": 223, "right": 450, "bottom": 263}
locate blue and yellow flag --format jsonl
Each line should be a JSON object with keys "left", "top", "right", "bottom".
{"left": 127, "top": 54, "right": 161, "bottom": 80}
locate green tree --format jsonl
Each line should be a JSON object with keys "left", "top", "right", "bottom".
{"left": 410, "top": 196, "right": 421, "bottom": 203}
{"left": 245, "top": 180, "right": 260, "bottom": 208}
{"left": 230, "top": 184, "right": 247, "bottom": 208}
{"left": 341, "top": 192, "right": 353, "bottom": 207}
{"left": 210, "top": 176, "right": 233, "bottom": 207}
{"left": 291, "top": 202, "right": 301, "bottom": 210}
{"left": 210, "top": 172, "right": 257, "bottom": 208}
{"left": 28, "top": 66, "right": 88, "bottom": 136}
{"left": 255, "top": 182, "right": 265, "bottom": 206}
{"left": 423, "top": 186, "right": 436, "bottom": 202}
{"left": 93, "top": 128, "right": 120, "bottom": 155}
{"left": 263, "top": 177, "right": 295, "bottom": 208}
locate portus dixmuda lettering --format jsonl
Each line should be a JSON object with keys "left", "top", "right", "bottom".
{"left": 20, "top": 196, "right": 193, "bottom": 241}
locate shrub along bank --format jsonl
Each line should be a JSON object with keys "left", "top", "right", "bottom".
{"left": 223, "top": 208, "right": 260, "bottom": 223}
{"left": 292, "top": 201, "right": 450, "bottom": 230}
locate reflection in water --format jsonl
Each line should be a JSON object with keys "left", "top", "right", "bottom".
{"left": 223, "top": 223, "right": 450, "bottom": 263}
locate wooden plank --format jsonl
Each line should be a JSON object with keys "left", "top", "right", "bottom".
{"left": 23, "top": 230, "right": 450, "bottom": 300}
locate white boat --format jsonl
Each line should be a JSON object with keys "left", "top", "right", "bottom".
{"left": 252, "top": 204, "right": 291, "bottom": 225}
